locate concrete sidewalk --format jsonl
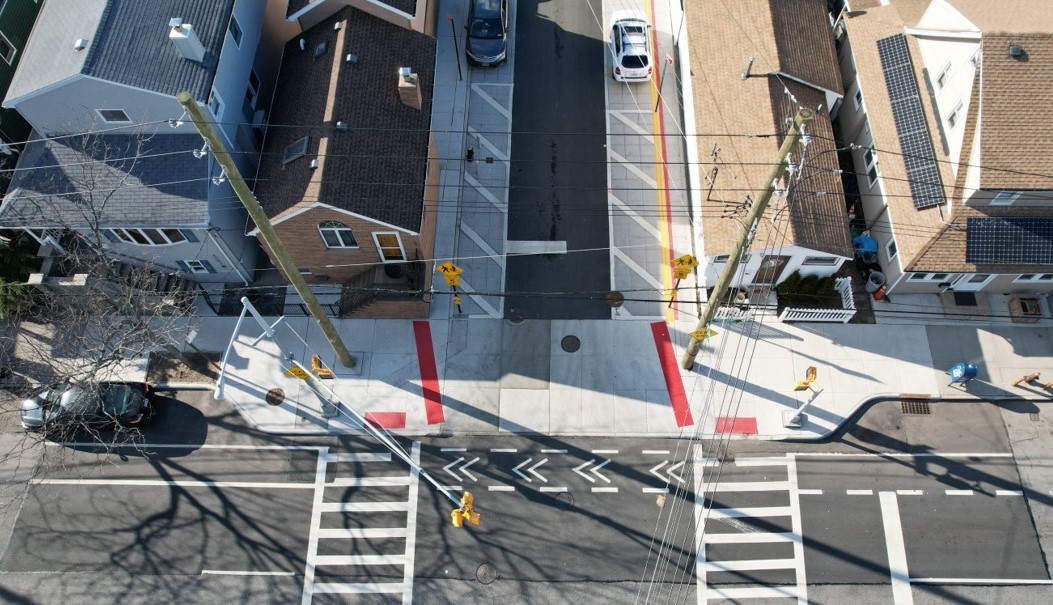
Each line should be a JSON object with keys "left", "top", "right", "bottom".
{"left": 169, "top": 312, "right": 1053, "bottom": 440}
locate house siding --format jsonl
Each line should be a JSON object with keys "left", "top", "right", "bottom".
{"left": 0, "top": 0, "right": 42, "bottom": 147}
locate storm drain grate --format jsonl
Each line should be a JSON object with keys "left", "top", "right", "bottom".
{"left": 476, "top": 563, "right": 497, "bottom": 585}
{"left": 901, "top": 399, "right": 931, "bottom": 415}
{"left": 266, "top": 388, "right": 286, "bottom": 406}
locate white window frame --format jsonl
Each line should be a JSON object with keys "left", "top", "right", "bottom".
{"left": 184, "top": 260, "right": 212, "bottom": 274}
{"left": 802, "top": 256, "right": 839, "bottom": 266}
{"left": 863, "top": 147, "right": 879, "bottom": 186}
{"left": 935, "top": 61, "right": 953, "bottom": 90}
{"left": 1015, "top": 274, "right": 1053, "bottom": 283}
{"left": 991, "top": 191, "right": 1021, "bottom": 206}
{"left": 318, "top": 221, "right": 358, "bottom": 249}
{"left": 108, "top": 228, "right": 187, "bottom": 246}
{"left": 885, "top": 238, "right": 898, "bottom": 261}
{"left": 713, "top": 254, "right": 730, "bottom": 263}
{"left": 372, "top": 232, "right": 406, "bottom": 262}
{"left": 0, "top": 30, "right": 15, "bottom": 64}
{"left": 853, "top": 86, "right": 864, "bottom": 111}
{"left": 208, "top": 89, "right": 224, "bottom": 119}
{"left": 245, "top": 69, "right": 260, "bottom": 108}
{"left": 908, "top": 272, "right": 952, "bottom": 282}
{"left": 227, "top": 15, "right": 243, "bottom": 47}
{"left": 97, "top": 109, "right": 131, "bottom": 123}
{"left": 946, "top": 100, "right": 964, "bottom": 129}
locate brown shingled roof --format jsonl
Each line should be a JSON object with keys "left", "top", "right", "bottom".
{"left": 687, "top": 0, "right": 852, "bottom": 258}
{"left": 977, "top": 33, "right": 1053, "bottom": 190}
{"left": 771, "top": 0, "right": 844, "bottom": 94}
{"left": 254, "top": 7, "right": 435, "bottom": 232}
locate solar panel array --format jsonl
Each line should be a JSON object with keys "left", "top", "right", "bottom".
{"left": 876, "top": 34, "right": 945, "bottom": 209}
{"left": 966, "top": 217, "right": 1053, "bottom": 264}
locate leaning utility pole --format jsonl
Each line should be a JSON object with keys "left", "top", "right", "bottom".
{"left": 680, "top": 108, "right": 814, "bottom": 369}
{"left": 177, "top": 92, "right": 356, "bottom": 368}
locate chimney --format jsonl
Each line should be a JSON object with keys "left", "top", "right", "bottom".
{"left": 397, "top": 67, "right": 422, "bottom": 110}
{"left": 169, "top": 18, "right": 205, "bottom": 63}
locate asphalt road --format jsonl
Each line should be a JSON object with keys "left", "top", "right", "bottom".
{"left": 1, "top": 392, "right": 1050, "bottom": 604}
{"left": 504, "top": 0, "right": 612, "bottom": 320}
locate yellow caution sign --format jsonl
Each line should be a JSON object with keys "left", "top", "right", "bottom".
{"left": 283, "top": 366, "right": 310, "bottom": 380}
{"left": 437, "top": 261, "right": 464, "bottom": 287}
{"left": 451, "top": 491, "right": 481, "bottom": 528}
{"left": 690, "top": 327, "right": 717, "bottom": 341}
{"left": 672, "top": 254, "right": 699, "bottom": 280}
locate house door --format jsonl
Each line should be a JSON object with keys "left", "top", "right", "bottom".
{"left": 372, "top": 232, "right": 406, "bottom": 262}
{"left": 953, "top": 273, "right": 993, "bottom": 291}
{"left": 753, "top": 255, "right": 790, "bottom": 285}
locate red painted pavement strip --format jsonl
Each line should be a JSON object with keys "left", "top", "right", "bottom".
{"left": 715, "top": 417, "right": 759, "bottom": 434}
{"left": 364, "top": 412, "right": 407, "bottom": 429}
{"left": 412, "top": 321, "right": 445, "bottom": 424}
{"left": 650, "top": 321, "right": 693, "bottom": 427}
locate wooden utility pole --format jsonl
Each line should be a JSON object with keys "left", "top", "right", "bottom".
{"left": 177, "top": 92, "right": 356, "bottom": 368}
{"left": 680, "top": 108, "right": 814, "bottom": 369}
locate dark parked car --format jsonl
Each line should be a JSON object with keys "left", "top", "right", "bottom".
{"left": 20, "top": 382, "right": 156, "bottom": 432}
{"left": 466, "top": 0, "right": 508, "bottom": 67}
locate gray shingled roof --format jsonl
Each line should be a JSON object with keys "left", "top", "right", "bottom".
{"left": 5, "top": 0, "right": 232, "bottom": 105}
{"left": 0, "top": 134, "right": 210, "bottom": 228}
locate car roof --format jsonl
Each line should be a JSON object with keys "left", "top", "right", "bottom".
{"left": 473, "top": 0, "right": 502, "bottom": 18}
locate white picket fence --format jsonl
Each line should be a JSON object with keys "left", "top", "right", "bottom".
{"left": 778, "top": 277, "right": 857, "bottom": 323}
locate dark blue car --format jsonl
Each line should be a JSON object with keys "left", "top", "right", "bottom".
{"left": 466, "top": 0, "right": 508, "bottom": 67}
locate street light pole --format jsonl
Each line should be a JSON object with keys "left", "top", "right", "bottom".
{"left": 680, "top": 108, "right": 814, "bottom": 369}
{"left": 177, "top": 92, "right": 356, "bottom": 368}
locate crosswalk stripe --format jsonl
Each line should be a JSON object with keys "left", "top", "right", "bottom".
{"left": 702, "top": 558, "right": 797, "bottom": 572}
{"left": 314, "top": 554, "right": 406, "bottom": 566}
{"left": 327, "top": 476, "right": 411, "bottom": 487}
{"left": 324, "top": 453, "right": 391, "bottom": 463}
{"left": 319, "top": 501, "right": 410, "bottom": 513}
{"left": 996, "top": 490, "right": 1024, "bottom": 496}
{"left": 706, "top": 481, "right": 790, "bottom": 492}
{"left": 706, "top": 585, "right": 805, "bottom": 599}
{"left": 847, "top": 489, "right": 874, "bottom": 495}
{"left": 734, "top": 456, "right": 790, "bottom": 467}
{"left": 707, "top": 506, "right": 792, "bottom": 519}
{"left": 312, "top": 582, "right": 409, "bottom": 594}
{"left": 317, "top": 528, "right": 407, "bottom": 539}
{"left": 702, "top": 532, "right": 798, "bottom": 544}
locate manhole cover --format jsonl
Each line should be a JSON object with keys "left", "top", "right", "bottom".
{"left": 561, "top": 335, "right": 581, "bottom": 353}
{"left": 607, "top": 291, "right": 625, "bottom": 308}
{"left": 476, "top": 563, "right": 497, "bottom": 585}
{"left": 266, "top": 388, "right": 285, "bottom": 406}
{"left": 901, "top": 399, "right": 931, "bottom": 415}
{"left": 555, "top": 492, "right": 575, "bottom": 511}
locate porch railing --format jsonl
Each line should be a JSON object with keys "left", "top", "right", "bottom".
{"left": 778, "top": 277, "right": 856, "bottom": 323}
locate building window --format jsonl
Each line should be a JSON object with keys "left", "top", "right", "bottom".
{"left": 178, "top": 259, "right": 215, "bottom": 274}
{"left": 1015, "top": 274, "right": 1053, "bottom": 283}
{"left": 713, "top": 254, "right": 730, "bottom": 263}
{"left": 863, "top": 147, "right": 879, "bottom": 186}
{"left": 97, "top": 109, "right": 131, "bottom": 123}
{"left": 208, "top": 90, "right": 224, "bottom": 118}
{"left": 107, "top": 228, "right": 189, "bottom": 246}
{"left": 935, "top": 61, "right": 953, "bottom": 90}
{"left": 0, "top": 31, "right": 14, "bottom": 64}
{"left": 228, "top": 15, "right": 243, "bottom": 47}
{"left": 284, "top": 136, "right": 309, "bottom": 164}
{"left": 908, "top": 272, "right": 952, "bottom": 282}
{"left": 885, "top": 238, "right": 898, "bottom": 261}
{"left": 318, "top": 221, "right": 357, "bottom": 248}
{"left": 991, "top": 191, "right": 1021, "bottom": 206}
{"left": 245, "top": 69, "right": 260, "bottom": 107}
{"left": 298, "top": 268, "right": 312, "bottom": 275}
{"left": 802, "top": 256, "right": 839, "bottom": 266}
{"left": 372, "top": 232, "right": 406, "bottom": 262}
{"left": 946, "top": 100, "right": 964, "bottom": 129}
{"left": 853, "top": 87, "right": 864, "bottom": 111}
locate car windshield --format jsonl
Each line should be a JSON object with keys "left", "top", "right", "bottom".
{"left": 621, "top": 54, "right": 649, "bottom": 69}
{"left": 100, "top": 384, "right": 137, "bottom": 416}
{"left": 470, "top": 18, "right": 503, "bottom": 39}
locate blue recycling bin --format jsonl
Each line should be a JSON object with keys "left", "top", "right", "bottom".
{"left": 949, "top": 362, "right": 978, "bottom": 384}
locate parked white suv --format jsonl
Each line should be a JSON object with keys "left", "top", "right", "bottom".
{"left": 609, "top": 11, "right": 652, "bottom": 83}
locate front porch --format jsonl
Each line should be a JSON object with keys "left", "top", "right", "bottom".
{"left": 871, "top": 292, "right": 1052, "bottom": 326}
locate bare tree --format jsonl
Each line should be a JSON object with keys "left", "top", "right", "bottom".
{"left": 0, "top": 127, "right": 207, "bottom": 486}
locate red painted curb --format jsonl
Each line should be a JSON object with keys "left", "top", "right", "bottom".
{"left": 412, "top": 321, "right": 445, "bottom": 424}
{"left": 651, "top": 321, "right": 693, "bottom": 427}
{"left": 716, "top": 417, "right": 758, "bottom": 434}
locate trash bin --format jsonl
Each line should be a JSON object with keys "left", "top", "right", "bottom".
{"left": 865, "top": 271, "right": 886, "bottom": 293}
{"left": 949, "top": 362, "right": 978, "bottom": 383}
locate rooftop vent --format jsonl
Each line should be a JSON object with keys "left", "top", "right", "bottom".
{"left": 169, "top": 18, "right": 205, "bottom": 63}
{"left": 1009, "top": 44, "right": 1024, "bottom": 59}
{"left": 73, "top": 38, "right": 88, "bottom": 51}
